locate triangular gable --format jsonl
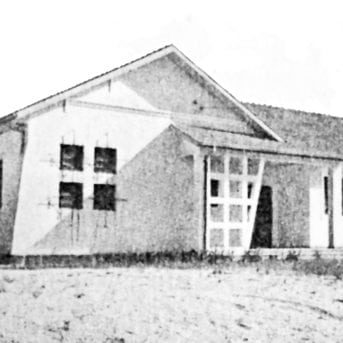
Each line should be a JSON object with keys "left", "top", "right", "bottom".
{"left": 166, "top": 47, "right": 282, "bottom": 141}
{"left": 75, "top": 81, "right": 158, "bottom": 111}
{"left": 5, "top": 45, "right": 282, "bottom": 141}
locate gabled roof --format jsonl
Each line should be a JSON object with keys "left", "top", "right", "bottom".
{"left": 245, "top": 103, "right": 343, "bottom": 158}
{"left": 2, "top": 45, "right": 282, "bottom": 141}
{"left": 4, "top": 45, "right": 343, "bottom": 160}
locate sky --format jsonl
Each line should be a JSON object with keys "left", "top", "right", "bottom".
{"left": 0, "top": 0, "right": 342, "bottom": 117}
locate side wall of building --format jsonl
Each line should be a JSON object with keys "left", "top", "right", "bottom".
{"left": 113, "top": 127, "right": 200, "bottom": 252}
{"left": 12, "top": 104, "right": 173, "bottom": 255}
{"left": 262, "top": 162, "right": 311, "bottom": 248}
{"left": 0, "top": 130, "right": 24, "bottom": 254}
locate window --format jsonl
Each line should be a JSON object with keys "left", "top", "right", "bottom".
{"left": 209, "top": 228, "right": 224, "bottom": 249}
{"left": 210, "top": 204, "right": 224, "bottom": 222}
{"left": 210, "top": 156, "right": 224, "bottom": 173}
{"left": 324, "top": 176, "right": 328, "bottom": 214}
{"left": 229, "top": 229, "right": 242, "bottom": 247}
{"left": 247, "top": 205, "right": 252, "bottom": 222}
{"left": 93, "top": 184, "right": 115, "bottom": 211}
{"left": 229, "top": 180, "right": 242, "bottom": 198}
{"left": 59, "top": 182, "right": 83, "bottom": 209}
{"left": 247, "top": 182, "right": 254, "bottom": 199}
{"left": 248, "top": 158, "right": 259, "bottom": 175}
{"left": 60, "top": 144, "right": 84, "bottom": 171}
{"left": 0, "top": 161, "right": 2, "bottom": 209}
{"left": 94, "top": 147, "right": 117, "bottom": 173}
{"left": 229, "top": 204, "right": 243, "bottom": 222}
{"left": 210, "top": 179, "right": 223, "bottom": 197}
{"left": 229, "top": 157, "right": 243, "bottom": 174}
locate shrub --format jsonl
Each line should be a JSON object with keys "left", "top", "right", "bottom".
{"left": 313, "top": 250, "right": 322, "bottom": 260}
{"left": 241, "top": 251, "right": 262, "bottom": 263}
{"left": 285, "top": 250, "right": 299, "bottom": 262}
{"left": 0, "top": 254, "right": 12, "bottom": 265}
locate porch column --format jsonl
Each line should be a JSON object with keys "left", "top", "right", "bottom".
{"left": 328, "top": 168, "right": 334, "bottom": 248}
{"left": 332, "top": 163, "right": 342, "bottom": 247}
{"left": 193, "top": 150, "right": 207, "bottom": 252}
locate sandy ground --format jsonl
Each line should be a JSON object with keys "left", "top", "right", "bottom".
{"left": 0, "top": 265, "right": 342, "bottom": 343}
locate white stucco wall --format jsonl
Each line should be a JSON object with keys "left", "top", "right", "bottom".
{"left": 76, "top": 81, "right": 157, "bottom": 110}
{"left": 12, "top": 103, "right": 171, "bottom": 254}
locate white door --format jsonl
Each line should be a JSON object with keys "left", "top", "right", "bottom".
{"left": 309, "top": 167, "right": 329, "bottom": 247}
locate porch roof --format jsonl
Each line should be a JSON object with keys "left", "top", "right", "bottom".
{"left": 174, "top": 102, "right": 343, "bottom": 161}
{"left": 245, "top": 103, "right": 343, "bottom": 158}
{"left": 176, "top": 124, "right": 343, "bottom": 161}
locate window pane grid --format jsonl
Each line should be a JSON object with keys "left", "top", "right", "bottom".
{"left": 60, "top": 144, "right": 84, "bottom": 171}
{"left": 229, "top": 229, "right": 242, "bottom": 247}
{"left": 209, "top": 228, "right": 224, "bottom": 249}
{"left": 207, "top": 154, "right": 261, "bottom": 250}
{"left": 210, "top": 179, "right": 224, "bottom": 197}
{"left": 93, "top": 184, "right": 116, "bottom": 211}
{"left": 94, "top": 147, "right": 117, "bottom": 174}
{"left": 248, "top": 158, "right": 259, "bottom": 175}
{"left": 210, "top": 156, "right": 224, "bottom": 173}
{"left": 59, "top": 182, "right": 83, "bottom": 209}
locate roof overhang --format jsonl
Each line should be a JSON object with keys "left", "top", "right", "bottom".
{"left": 174, "top": 124, "right": 343, "bottom": 162}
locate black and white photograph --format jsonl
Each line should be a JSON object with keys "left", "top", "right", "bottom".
{"left": 0, "top": 1, "right": 343, "bottom": 342}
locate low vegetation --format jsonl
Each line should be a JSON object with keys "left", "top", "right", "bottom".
{"left": 293, "top": 255, "right": 343, "bottom": 280}
{"left": 1, "top": 250, "right": 343, "bottom": 279}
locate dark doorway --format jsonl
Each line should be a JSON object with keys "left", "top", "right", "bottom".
{"left": 250, "top": 185, "right": 273, "bottom": 248}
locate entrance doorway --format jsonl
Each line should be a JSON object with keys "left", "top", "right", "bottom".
{"left": 251, "top": 185, "right": 273, "bottom": 248}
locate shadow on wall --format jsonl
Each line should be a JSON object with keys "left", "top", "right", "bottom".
{"left": 31, "top": 126, "right": 197, "bottom": 255}
{"left": 32, "top": 196, "right": 117, "bottom": 255}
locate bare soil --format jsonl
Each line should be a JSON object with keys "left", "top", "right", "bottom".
{"left": 0, "top": 265, "right": 342, "bottom": 342}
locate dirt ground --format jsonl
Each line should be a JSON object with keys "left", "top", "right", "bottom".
{"left": 0, "top": 265, "right": 342, "bottom": 343}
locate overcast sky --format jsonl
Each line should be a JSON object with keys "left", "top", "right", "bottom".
{"left": 0, "top": 0, "right": 342, "bottom": 117}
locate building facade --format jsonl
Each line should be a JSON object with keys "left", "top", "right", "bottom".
{"left": 0, "top": 45, "right": 343, "bottom": 256}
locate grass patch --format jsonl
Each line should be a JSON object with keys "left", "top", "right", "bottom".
{"left": 1, "top": 250, "right": 234, "bottom": 269}
{"left": 293, "top": 256, "right": 343, "bottom": 280}
{"left": 0, "top": 250, "right": 342, "bottom": 280}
